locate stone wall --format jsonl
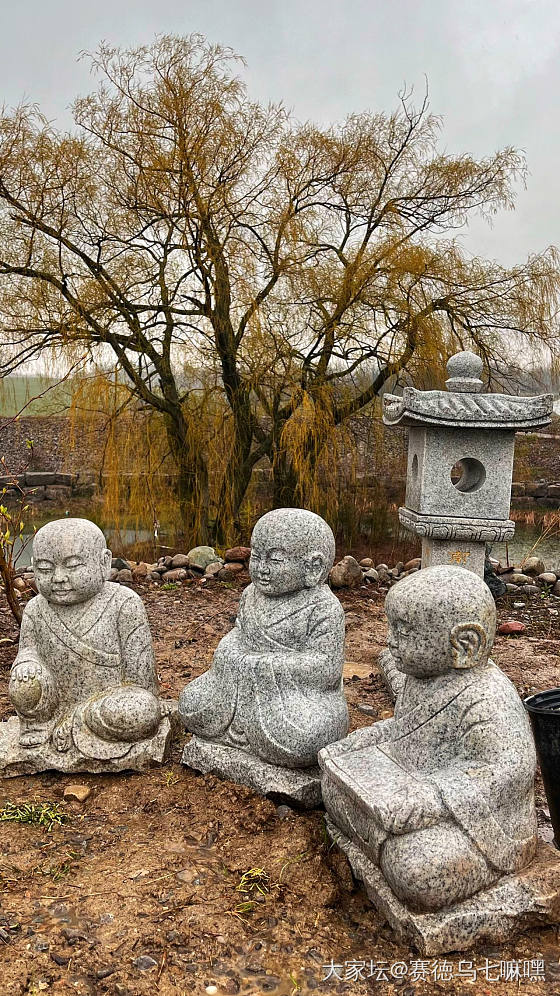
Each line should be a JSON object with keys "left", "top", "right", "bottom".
{"left": 0, "top": 470, "right": 95, "bottom": 503}
{"left": 510, "top": 481, "right": 560, "bottom": 507}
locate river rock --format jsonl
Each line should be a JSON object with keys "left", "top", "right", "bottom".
{"left": 539, "top": 573, "right": 557, "bottom": 585}
{"left": 498, "top": 620, "right": 526, "bottom": 635}
{"left": 403, "top": 558, "right": 421, "bottom": 572}
{"left": 554, "top": 581, "right": 560, "bottom": 596}
{"left": 116, "top": 569, "right": 133, "bottom": 584}
{"left": 162, "top": 568, "right": 188, "bottom": 583}
{"left": 187, "top": 546, "right": 220, "bottom": 571}
{"left": 225, "top": 546, "right": 251, "bottom": 562}
{"left": 359, "top": 558, "right": 374, "bottom": 568}
{"left": 63, "top": 783, "right": 92, "bottom": 802}
{"left": 133, "top": 955, "right": 158, "bottom": 971}
{"left": 205, "top": 562, "right": 224, "bottom": 578}
{"left": 484, "top": 560, "right": 507, "bottom": 599}
{"left": 509, "top": 573, "right": 531, "bottom": 585}
{"left": 330, "top": 556, "right": 363, "bottom": 588}
{"left": 132, "top": 562, "right": 150, "bottom": 578}
{"left": 170, "top": 553, "right": 190, "bottom": 569}
{"left": 363, "top": 568, "right": 379, "bottom": 583}
{"left": 523, "top": 556, "right": 546, "bottom": 576}
{"left": 217, "top": 562, "right": 244, "bottom": 580}
{"left": 111, "top": 557, "right": 130, "bottom": 572}
{"left": 522, "top": 584, "right": 540, "bottom": 595}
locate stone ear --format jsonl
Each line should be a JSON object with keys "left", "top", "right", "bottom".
{"left": 102, "top": 548, "right": 112, "bottom": 581}
{"left": 305, "top": 552, "right": 325, "bottom": 586}
{"left": 449, "top": 623, "right": 487, "bottom": 669}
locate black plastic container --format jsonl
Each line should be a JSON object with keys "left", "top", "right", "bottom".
{"left": 524, "top": 688, "right": 560, "bottom": 848}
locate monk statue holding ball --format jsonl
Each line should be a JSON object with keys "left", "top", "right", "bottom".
{"left": 0, "top": 518, "right": 173, "bottom": 775}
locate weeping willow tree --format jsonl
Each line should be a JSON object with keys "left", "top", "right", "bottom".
{"left": 0, "top": 34, "right": 558, "bottom": 544}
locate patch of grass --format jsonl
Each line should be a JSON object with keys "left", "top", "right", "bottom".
{"left": 0, "top": 801, "right": 69, "bottom": 831}
{"left": 161, "top": 582, "right": 179, "bottom": 591}
{"left": 42, "top": 852, "right": 80, "bottom": 881}
{"left": 289, "top": 973, "right": 301, "bottom": 995}
{"left": 236, "top": 867, "right": 269, "bottom": 896}
{"left": 226, "top": 900, "right": 256, "bottom": 922}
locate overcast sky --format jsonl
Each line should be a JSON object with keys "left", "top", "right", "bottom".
{"left": 1, "top": 0, "right": 559, "bottom": 267}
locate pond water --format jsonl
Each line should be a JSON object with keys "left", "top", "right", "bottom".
{"left": 10, "top": 509, "right": 560, "bottom": 572}
{"left": 492, "top": 521, "right": 560, "bottom": 571}
{"left": 13, "top": 526, "right": 156, "bottom": 568}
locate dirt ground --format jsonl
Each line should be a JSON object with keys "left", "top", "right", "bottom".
{"left": 0, "top": 575, "right": 560, "bottom": 996}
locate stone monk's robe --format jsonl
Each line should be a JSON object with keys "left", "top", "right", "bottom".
{"left": 321, "top": 661, "right": 537, "bottom": 911}
{"left": 12, "top": 584, "right": 159, "bottom": 759}
{"left": 179, "top": 584, "right": 348, "bottom": 768}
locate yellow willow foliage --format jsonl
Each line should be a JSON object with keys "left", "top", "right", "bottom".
{"left": 278, "top": 385, "right": 358, "bottom": 530}
{"left": 67, "top": 371, "right": 237, "bottom": 547}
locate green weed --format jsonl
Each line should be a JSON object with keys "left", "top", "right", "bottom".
{"left": 0, "top": 801, "right": 69, "bottom": 831}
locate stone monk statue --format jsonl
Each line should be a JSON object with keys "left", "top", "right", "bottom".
{"left": 0, "top": 518, "right": 173, "bottom": 775}
{"left": 319, "top": 565, "right": 537, "bottom": 915}
{"left": 179, "top": 508, "right": 348, "bottom": 805}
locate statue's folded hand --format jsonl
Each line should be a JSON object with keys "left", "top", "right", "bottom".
{"left": 11, "top": 660, "right": 45, "bottom": 683}
{"left": 319, "top": 719, "right": 394, "bottom": 766}
{"left": 374, "top": 782, "right": 444, "bottom": 835}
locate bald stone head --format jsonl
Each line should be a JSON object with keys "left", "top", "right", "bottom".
{"left": 249, "top": 508, "right": 336, "bottom": 597}
{"left": 32, "top": 518, "right": 112, "bottom": 605}
{"left": 385, "top": 565, "right": 496, "bottom": 678}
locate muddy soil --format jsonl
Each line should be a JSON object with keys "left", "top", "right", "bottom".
{"left": 0, "top": 576, "right": 559, "bottom": 996}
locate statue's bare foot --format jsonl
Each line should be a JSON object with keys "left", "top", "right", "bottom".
{"left": 53, "top": 718, "right": 72, "bottom": 753}
{"left": 18, "top": 725, "right": 50, "bottom": 748}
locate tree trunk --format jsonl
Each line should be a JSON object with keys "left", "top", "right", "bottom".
{"left": 0, "top": 558, "right": 22, "bottom": 626}
{"left": 164, "top": 411, "right": 210, "bottom": 545}
{"left": 271, "top": 447, "right": 301, "bottom": 508}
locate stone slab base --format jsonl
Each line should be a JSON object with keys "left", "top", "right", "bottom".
{"left": 182, "top": 735, "right": 322, "bottom": 808}
{"left": 421, "top": 537, "right": 486, "bottom": 576}
{"left": 0, "top": 714, "right": 173, "bottom": 777}
{"left": 325, "top": 817, "right": 560, "bottom": 955}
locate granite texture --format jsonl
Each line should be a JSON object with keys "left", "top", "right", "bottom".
{"left": 420, "top": 537, "right": 486, "bottom": 575}
{"left": 404, "top": 425, "right": 516, "bottom": 523}
{"left": 0, "top": 518, "right": 174, "bottom": 774}
{"left": 182, "top": 735, "right": 322, "bottom": 807}
{"left": 179, "top": 507, "right": 348, "bottom": 802}
{"left": 325, "top": 818, "right": 560, "bottom": 955}
{"left": 399, "top": 509, "right": 515, "bottom": 543}
{"left": 377, "top": 648, "right": 405, "bottom": 700}
{"left": 383, "top": 350, "right": 553, "bottom": 580}
{"left": 320, "top": 566, "right": 538, "bottom": 935}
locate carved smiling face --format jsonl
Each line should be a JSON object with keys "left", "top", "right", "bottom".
{"left": 249, "top": 538, "right": 311, "bottom": 597}
{"left": 249, "top": 509, "right": 334, "bottom": 598}
{"left": 32, "top": 519, "right": 111, "bottom": 605}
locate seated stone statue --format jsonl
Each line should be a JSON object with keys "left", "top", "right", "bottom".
{"left": 319, "top": 565, "right": 537, "bottom": 913}
{"left": 1, "top": 518, "right": 173, "bottom": 774}
{"left": 179, "top": 508, "right": 348, "bottom": 804}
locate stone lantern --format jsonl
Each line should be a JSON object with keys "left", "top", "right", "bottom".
{"left": 382, "top": 350, "right": 553, "bottom": 576}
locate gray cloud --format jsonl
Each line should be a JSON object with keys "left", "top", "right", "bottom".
{"left": 1, "top": 0, "right": 558, "bottom": 266}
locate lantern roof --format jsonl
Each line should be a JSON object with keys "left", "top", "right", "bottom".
{"left": 382, "top": 350, "right": 553, "bottom": 430}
